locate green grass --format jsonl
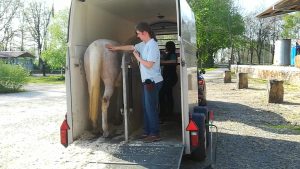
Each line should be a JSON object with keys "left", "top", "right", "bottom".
{"left": 268, "top": 124, "right": 300, "bottom": 132}
{"left": 284, "top": 83, "right": 300, "bottom": 92}
{"left": 205, "top": 68, "right": 217, "bottom": 71}
{"left": 249, "top": 78, "right": 300, "bottom": 91}
{"left": 28, "top": 75, "right": 65, "bottom": 84}
{"left": 249, "top": 78, "right": 267, "bottom": 84}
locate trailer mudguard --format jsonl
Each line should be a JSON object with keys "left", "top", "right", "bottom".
{"left": 190, "top": 113, "right": 207, "bottom": 161}
{"left": 193, "top": 106, "right": 210, "bottom": 147}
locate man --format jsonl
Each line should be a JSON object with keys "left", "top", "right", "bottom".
{"left": 106, "top": 22, "right": 163, "bottom": 142}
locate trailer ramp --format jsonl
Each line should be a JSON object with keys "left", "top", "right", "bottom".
{"left": 59, "top": 136, "right": 184, "bottom": 169}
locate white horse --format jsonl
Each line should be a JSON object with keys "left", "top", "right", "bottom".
{"left": 84, "top": 39, "right": 122, "bottom": 137}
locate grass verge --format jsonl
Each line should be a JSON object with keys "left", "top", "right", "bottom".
{"left": 268, "top": 124, "right": 300, "bottom": 133}
{"left": 28, "top": 75, "right": 65, "bottom": 84}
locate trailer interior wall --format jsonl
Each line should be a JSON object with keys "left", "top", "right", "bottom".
{"left": 67, "top": 0, "right": 180, "bottom": 142}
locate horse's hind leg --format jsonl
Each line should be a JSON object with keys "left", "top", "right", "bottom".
{"left": 102, "top": 84, "right": 114, "bottom": 138}
{"left": 114, "top": 71, "right": 123, "bottom": 125}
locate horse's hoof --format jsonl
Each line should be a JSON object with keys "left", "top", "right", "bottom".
{"left": 103, "top": 131, "right": 110, "bottom": 138}
{"left": 91, "top": 129, "right": 102, "bottom": 136}
{"left": 113, "top": 118, "right": 123, "bottom": 126}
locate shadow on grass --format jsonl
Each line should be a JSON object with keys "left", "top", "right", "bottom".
{"left": 213, "top": 132, "right": 300, "bottom": 169}
{"left": 281, "top": 101, "right": 300, "bottom": 106}
{"left": 246, "top": 87, "right": 266, "bottom": 91}
{"left": 207, "top": 100, "right": 300, "bottom": 135}
{"left": 181, "top": 132, "right": 300, "bottom": 169}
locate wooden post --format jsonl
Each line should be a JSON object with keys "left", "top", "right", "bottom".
{"left": 224, "top": 70, "right": 231, "bottom": 83}
{"left": 188, "top": 73, "right": 197, "bottom": 90}
{"left": 268, "top": 79, "right": 284, "bottom": 103}
{"left": 188, "top": 74, "right": 192, "bottom": 90}
{"left": 295, "top": 55, "right": 300, "bottom": 68}
{"left": 237, "top": 73, "right": 248, "bottom": 89}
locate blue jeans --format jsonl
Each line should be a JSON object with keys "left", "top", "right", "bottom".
{"left": 142, "top": 81, "right": 162, "bottom": 136}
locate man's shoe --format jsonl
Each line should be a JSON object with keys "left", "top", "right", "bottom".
{"left": 143, "top": 135, "right": 162, "bottom": 143}
{"left": 137, "top": 134, "right": 148, "bottom": 140}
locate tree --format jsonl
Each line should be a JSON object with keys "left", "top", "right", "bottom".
{"left": 242, "top": 11, "right": 282, "bottom": 65}
{"left": 42, "top": 9, "right": 68, "bottom": 75}
{"left": 281, "top": 12, "right": 300, "bottom": 39}
{"left": 0, "top": 0, "right": 21, "bottom": 50}
{"left": 23, "top": 0, "right": 53, "bottom": 76}
{"left": 189, "top": 0, "right": 245, "bottom": 67}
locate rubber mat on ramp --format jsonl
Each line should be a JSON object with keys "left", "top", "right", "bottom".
{"left": 62, "top": 142, "right": 184, "bottom": 169}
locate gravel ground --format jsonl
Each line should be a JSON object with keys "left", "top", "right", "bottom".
{"left": 204, "top": 68, "right": 300, "bottom": 169}
{"left": 0, "top": 84, "right": 66, "bottom": 169}
{"left": 1, "top": 69, "right": 299, "bottom": 169}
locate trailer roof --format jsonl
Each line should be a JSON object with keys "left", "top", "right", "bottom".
{"left": 257, "top": 0, "right": 300, "bottom": 18}
{"left": 89, "top": 0, "right": 177, "bottom": 23}
{"left": 70, "top": 0, "right": 179, "bottom": 45}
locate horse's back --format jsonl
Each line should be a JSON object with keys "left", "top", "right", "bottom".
{"left": 84, "top": 39, "right": 121, "bottom": 82}
{"left": 84, "top": 39, "right": 119, "bottom": 65}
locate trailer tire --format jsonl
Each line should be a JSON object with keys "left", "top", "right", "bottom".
{"left": 193, "top": 106, "right": 209, "bottom": 147}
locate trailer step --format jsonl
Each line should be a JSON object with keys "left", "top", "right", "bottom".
{"left": 87, "top": 144, "right": 184, "bottom": 169}
{"left": 60, "top": 140, "right": 184, "bottom": 169}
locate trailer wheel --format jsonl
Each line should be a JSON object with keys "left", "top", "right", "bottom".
{"left": 191, "top": 119, "right": 207, "bottom": 161}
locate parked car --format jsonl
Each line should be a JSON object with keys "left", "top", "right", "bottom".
{"left": 198, "top": 68, "right": 207, "bottom": 106}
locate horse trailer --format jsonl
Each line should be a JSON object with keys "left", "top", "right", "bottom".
{"left": 63, "top": 0, "right": 211, "bottom": 168}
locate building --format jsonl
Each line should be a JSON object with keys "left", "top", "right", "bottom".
{"left": 0, "top": 51, "right": 35, "bottom": 71}
{"left": 257, "top": 0, "right": 300, "bottom": 18}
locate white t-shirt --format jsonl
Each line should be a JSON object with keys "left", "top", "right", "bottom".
{"left": 134, "top": 39, "right": 163, "bottom": 83}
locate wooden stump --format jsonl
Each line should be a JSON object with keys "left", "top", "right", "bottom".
{"left": 224, "top": 70, "right": 231, "bottom": 83}
{"left": 295, "top": 55, "right": 300, "bottom": 68}
{"left": 268, "top": 79, "right": 284, "bottom": 103}
{"left": 237, "top": 73, "right": 248, "bottom": 89}
{"left": 188, "top": 73, "right": 197, "bottom": 90}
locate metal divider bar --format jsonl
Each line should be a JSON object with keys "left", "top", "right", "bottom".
{"left": 122, "top": 53, "right": 129, "bottom": 142}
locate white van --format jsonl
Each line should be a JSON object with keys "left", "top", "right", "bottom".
{"left": 64, "top": 0, "right": 205, "bottom": 168}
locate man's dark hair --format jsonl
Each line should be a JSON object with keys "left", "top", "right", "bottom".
{"left": 165, "top": 41, "right": 176, "bottom": 54}
{"left": 135, "top": 22, "right": 157, "bottom": 41}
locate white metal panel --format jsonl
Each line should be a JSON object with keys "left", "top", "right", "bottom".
{"left": 178, "top": 0, "right": 198, "bottom": 155}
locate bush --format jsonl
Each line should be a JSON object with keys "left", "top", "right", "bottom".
{"left": 0, "top": 62, "right": 29, "bottom": 93}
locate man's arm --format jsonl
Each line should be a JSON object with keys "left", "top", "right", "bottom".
{"left": 133, "top": 50, "right": 154, "bottom": 68}
{"left": 106, "top": 44, "right": 134, "bottom": 51}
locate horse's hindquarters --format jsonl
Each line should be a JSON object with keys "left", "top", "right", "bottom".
{"left": 84, "top": 39, "right": 122, "bottom": 137}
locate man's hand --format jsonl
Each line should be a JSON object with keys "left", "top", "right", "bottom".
{"left": 133, "top": 50, "right": 141, "bottom": 62}
{"left": 105, "top": 44, "right": 116, "bottom": 51}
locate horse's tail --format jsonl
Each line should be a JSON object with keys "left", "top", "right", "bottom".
{"left": 86, "top": 43, "right": 103, "bottom": 129}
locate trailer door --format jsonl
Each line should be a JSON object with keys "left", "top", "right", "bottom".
{"left": 177, "top": 0, "right": 198, "bottom": 154}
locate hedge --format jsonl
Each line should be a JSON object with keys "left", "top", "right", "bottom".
{"left": 0, "top": 61, "right": 29, "bottom": 93}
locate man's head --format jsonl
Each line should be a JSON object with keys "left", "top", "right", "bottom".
{"left": 135, "top": 22, "right": 156, "bottom": 42}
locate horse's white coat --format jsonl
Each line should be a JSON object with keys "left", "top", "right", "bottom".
{"left": 84, "top": 39, "right": 122, "bottom": 137}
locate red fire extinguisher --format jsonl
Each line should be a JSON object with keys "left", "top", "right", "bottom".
{"left": 60, "top": 115, "right": 70, "bottom": 147}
